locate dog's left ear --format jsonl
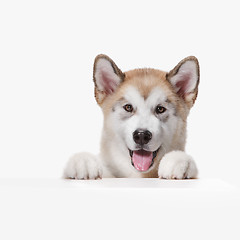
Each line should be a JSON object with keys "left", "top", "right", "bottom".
{"left": 167, "top": 56, "right": 200, "bottom": 107}
{"left": 93, "top": 54, "right": 125, "bottom": 105}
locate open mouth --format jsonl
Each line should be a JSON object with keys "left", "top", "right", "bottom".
{"left": 129, "top": 148, "right": 160, "bottom": 172}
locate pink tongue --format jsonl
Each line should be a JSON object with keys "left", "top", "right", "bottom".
{"left": 132, "top": 150, "right": 153, "bottom": 172}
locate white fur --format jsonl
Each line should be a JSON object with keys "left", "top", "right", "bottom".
{"left": 98, "top": 86, "right": 182, "bottom": 177}
{"left": 63, "top": 153, "right": 102, "bottom": 179}
{"left": 158, "top": 151, "right": 198, "bottom": 179}
{"left": 146, "top": 87, "right": 167, "bottom": 108}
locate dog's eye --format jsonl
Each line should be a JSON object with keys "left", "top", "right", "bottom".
{"left": 155, "top": 105, "right": 166, "bottom": 114}
{"left": 123, "top": 104, "right": 133, "bottom": 112}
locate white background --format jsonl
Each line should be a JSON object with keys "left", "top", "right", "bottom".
{"left": 0, "top": 0, "right": 240, "bottom": 186}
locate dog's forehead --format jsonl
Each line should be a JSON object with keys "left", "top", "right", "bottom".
{"left": 119, "top": 68, "right": 172, "bottom": 104}
{"left": 123, "top": 85, "right": 167, "bottom": 106}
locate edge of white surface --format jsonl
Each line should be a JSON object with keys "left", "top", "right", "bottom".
{"left": 0, "top": 178, "right": 237, "bottom": 191}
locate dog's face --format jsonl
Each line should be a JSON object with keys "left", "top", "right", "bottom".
{"left": 93, "top": 55, "right": 199, "bottom": 173}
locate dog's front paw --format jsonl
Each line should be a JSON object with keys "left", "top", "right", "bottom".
{"left": 158, "top": 151, "right": 198, "bottom": 179}
{"left": 63, "top": 152, "right": 102, "bottom": 180}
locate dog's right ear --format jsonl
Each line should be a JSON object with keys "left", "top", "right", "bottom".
{"left": 93, "top": 54, "right": 125, "bottom": 104}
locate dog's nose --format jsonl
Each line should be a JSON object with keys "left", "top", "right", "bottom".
{"left": 133, "top": 129, "right": 152, "bottom": 145}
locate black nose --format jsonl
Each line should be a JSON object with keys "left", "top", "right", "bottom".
{"left": 133, "top": 129, "right": 152, "bottom": 145}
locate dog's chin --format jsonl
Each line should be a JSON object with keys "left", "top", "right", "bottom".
{"left": 129, "top": 147, "right": 160, "bottom": 172}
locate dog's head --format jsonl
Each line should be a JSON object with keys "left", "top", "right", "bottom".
{"left": 93, "top": 55, "right": 199, "bottom": 173}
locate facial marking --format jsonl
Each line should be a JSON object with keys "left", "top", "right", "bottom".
{"left": 120, "top": 86, "right": 171, "bottom": 123}
{"left": 112, "top": 97, "right": 135, "bottom": 120}
{"left": 122, "top": 86, "right": 145, "bottom": 108}
{"left": 146, "top": 87, "right": 167, "bottom": 110}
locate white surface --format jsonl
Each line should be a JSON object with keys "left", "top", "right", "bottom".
{"left": 0, "top": 178, "right": 239, "bottom": 240}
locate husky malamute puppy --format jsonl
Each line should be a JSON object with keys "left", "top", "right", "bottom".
{"left": 63, "top": 55, "right": 199, "bottom": 179}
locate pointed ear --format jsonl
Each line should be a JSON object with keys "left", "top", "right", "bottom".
{"left": 167, "top": 56, "right": 200, "bottom": 107}
{"left": 93, "top": 54, "right": 125, "bottom": 104}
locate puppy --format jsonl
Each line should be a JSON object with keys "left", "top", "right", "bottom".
{"left": 63, "top": 55, "right": 199, "bottom": 179}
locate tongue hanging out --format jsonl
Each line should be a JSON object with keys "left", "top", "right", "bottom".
{"left": 131, "top": 150, "right": 153, "bottom": 172}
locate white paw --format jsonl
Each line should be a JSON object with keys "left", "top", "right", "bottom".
{"left": 63, "top": 152, "right": 102, "bottom": 180}
{"left": 158, "top": 151, "right": 198, "bottom": 179}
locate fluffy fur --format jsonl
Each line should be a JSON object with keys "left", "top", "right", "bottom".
{"left": 63, "top": 55, "right": 200, "bottom": 179}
